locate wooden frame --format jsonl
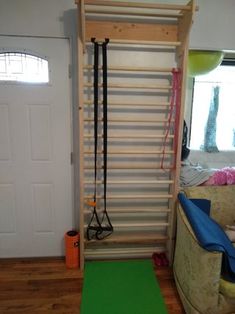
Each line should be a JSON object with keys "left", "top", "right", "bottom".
{"left": 76, "top": 0, "right": 196, "bottom": 270}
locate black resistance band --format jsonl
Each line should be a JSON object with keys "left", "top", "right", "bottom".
{"left": 87, "top": 38, "right": 113, "bottom": 241}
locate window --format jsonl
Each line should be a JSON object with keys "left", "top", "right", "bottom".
{"left": 0, "top": 52, "right": 49, "bottom": 83}
{"left": 190, "top": 60, "right": 235, "bottom": 151}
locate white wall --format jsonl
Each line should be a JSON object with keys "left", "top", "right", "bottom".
{"left": 191, "top": 0, "right": 235, "bottom": 51}
{"left": 1, "top": 0, "right": 235, "bottom": 51}
{"left": 0, "top": 0, "right": 76, "bottom": 38}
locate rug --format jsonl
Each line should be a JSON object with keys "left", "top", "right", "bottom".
{"left": 80, "top": 259, "right": 167, "bottom": 314}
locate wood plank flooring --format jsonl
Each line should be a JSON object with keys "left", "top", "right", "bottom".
{"left": 0, "top": 258, "right": 185, "bottom": 314}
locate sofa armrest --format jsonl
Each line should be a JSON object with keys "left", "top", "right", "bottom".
{"left": 173, "top": 205, "right": 222, "bottom": 314}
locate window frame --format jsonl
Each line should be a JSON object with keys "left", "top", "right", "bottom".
{"left": 189, "top": 56, "right": 235, "bottom": 152}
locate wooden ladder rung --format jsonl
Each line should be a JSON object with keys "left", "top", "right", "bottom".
{"left": 84, "top": 194, "right": 173, "bottom": 200}
{"left": 82, "top": 0, "right": 192, "bottom": 12}
{"left": 85, "top": 8, "right": 183, "bottom": 19}
{"left": 84, "top": 207, "right": 171, "bottom": 213}
{"left": 83, "top": 100, "right": 171, "bottom": 107}
{"left": 84, "top": 233, "right": 168, "bottom": 245}
{"left": 84, "top": 150, "right": 174, "bottom": 155}
{"left": 83, "top": 65, "right": 174, "bottom": 73}
{"left": 84, "top": 165, "right": 173, "bottom": 170}
{"left": 84, "top": 82, "right": 171, "bottom": 90}
{"left": 84, "top": 134, "right": 174, "bottom": 139}
{"left": 84, "top": 221, "right": 169, "bottom": 228}
{"left": 84, "top": 180, "right": 174, "bottom": 184}
{"left": 85, "top": 39, "right": 181, "bottom": 47}
{"left": 84, "top": 118, "right": 174, "bottom": 123}
{"left": 84, "top": 247, "right": 165, "bottom": 257}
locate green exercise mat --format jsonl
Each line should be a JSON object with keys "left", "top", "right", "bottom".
{"left": 80, "top": 259, "right": 168, "bottom": 314}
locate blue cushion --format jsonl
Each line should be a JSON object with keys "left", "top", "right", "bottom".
{"left": 178, "top": 193, "right": 235, "bottom": 282}
{"left": 190, "top": 198, "right": 211, "bottom": 215}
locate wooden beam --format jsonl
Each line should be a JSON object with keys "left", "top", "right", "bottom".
{"left": 86, "top": 20, "right": 177, "bottom": 43}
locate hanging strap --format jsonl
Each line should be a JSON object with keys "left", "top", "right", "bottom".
{"left": 103, "top": 40, "right": 108, "bottom": 216}
{"left": 87, "top": 38, "right": 102, "bottom": 241}
{"left": 87, "top": 38, "right": 113, "bottom": 241}
{"left": 93, "top": 40, "right": 99, "bottom": 207}
{"left": 96, "top": 39, "right": 113, "bottom": 239}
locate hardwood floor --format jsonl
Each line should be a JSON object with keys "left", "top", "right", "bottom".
{"left": 155, "top": 266, "right": 185, "bottom": 314}
{"left": 0, "top": 258, "right": 184, "bottom": 314}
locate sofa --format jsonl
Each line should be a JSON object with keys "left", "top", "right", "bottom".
{"left": 173, "top": 185, "right": 235, "bottom": 314}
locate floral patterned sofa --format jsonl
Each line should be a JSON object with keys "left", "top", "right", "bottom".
{"left": 173, "top": 185, "right": 235, "bottom": 314}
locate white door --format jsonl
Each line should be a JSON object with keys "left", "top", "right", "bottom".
{"left": 0, "top": 37, "right": 73, "bottom": 257}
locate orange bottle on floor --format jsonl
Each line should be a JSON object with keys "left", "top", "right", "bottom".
{"left": 65, "top": 230, "right": 79, "bottom": 268}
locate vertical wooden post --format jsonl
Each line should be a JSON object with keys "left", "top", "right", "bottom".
{"left": 167, "top": 0, "right": 196, "bottom": 264}
{"left": 77, "top": 0, "right": 85, "bottom": 270}
{"left": 80, "top": 0, "right": 86, "bottom": 53}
